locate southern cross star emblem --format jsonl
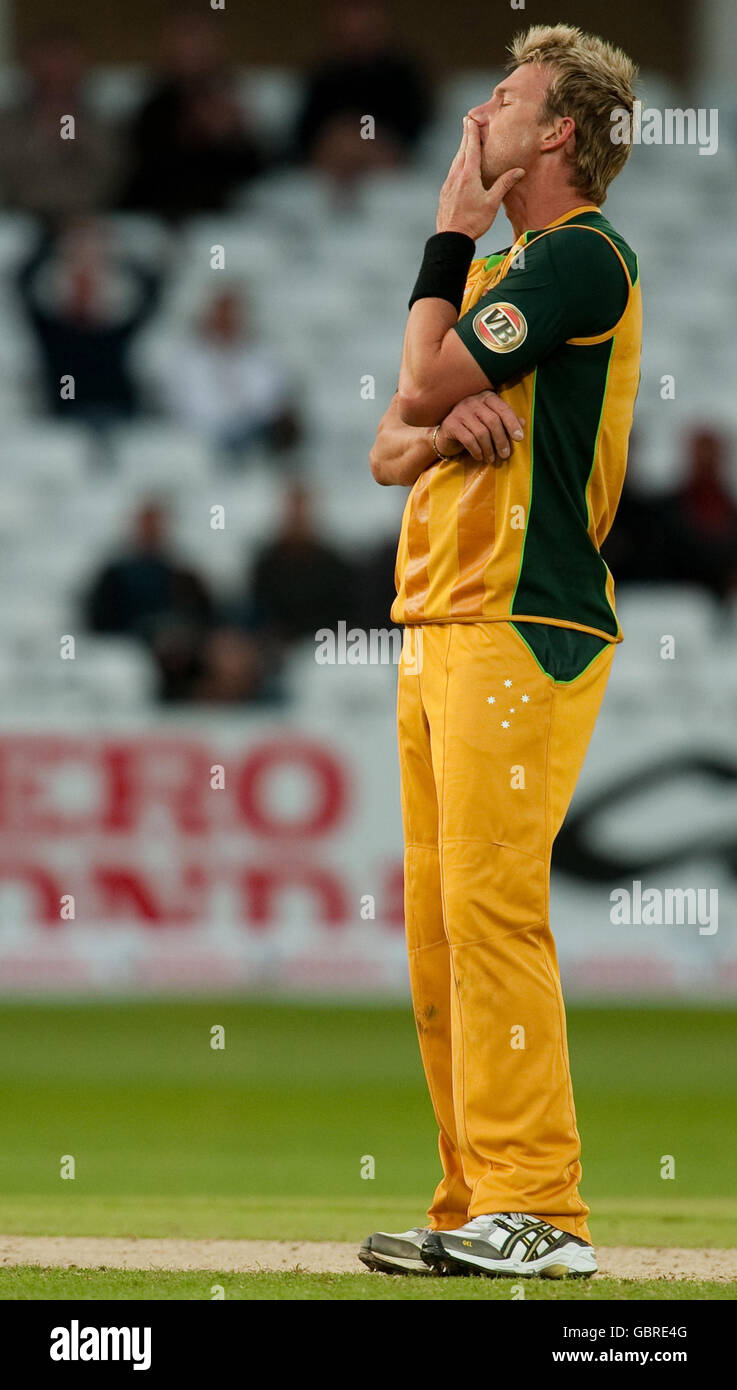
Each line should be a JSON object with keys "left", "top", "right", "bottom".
{"left": 486, "top": 681, "right": 531, "bottom": 728}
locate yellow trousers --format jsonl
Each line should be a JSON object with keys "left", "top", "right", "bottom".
{"left": 397, "top": 621, "right": 615, "bottom": 1243}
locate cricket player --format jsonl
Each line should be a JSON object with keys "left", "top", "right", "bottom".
{"left": 360, "top": 24, "right": 641, "bottom": 1278}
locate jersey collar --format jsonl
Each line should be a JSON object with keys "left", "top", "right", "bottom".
{"left": 506, "top": 204, "right": 601, "bottom": 257}
{"left": 486, "top": 205, "right": 602, "bottom": 271}
{"left": 542, "top": 203, "right": 601, "bottom": 229}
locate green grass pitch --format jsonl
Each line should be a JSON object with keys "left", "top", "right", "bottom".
{"left": 0, "top": 1001, "right": 734, "bottom": 1300}
{"left": 1, "top": 1269, "right": 734, "bottom": 1301}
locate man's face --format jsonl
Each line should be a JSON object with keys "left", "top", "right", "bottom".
{"left": 467, "top": 63, "right": 552, "bottom": 189}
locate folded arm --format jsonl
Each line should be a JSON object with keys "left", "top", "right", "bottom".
{"left": 397, "top": 297, "right": 492, "bottom": 426}
{"left": 370, "top": 389, "right": 524, "bottom": 486}
{"left": 398, "top": 227, "right": 630, "bottom": 427}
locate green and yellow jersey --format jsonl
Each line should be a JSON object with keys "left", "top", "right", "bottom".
{"left": 391, "top": 204, "right": 642, "bottom": 649}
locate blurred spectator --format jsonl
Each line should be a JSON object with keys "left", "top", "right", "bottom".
{"left": 604, "top": 426, "right": 737, "bottom": 599}
{"left": 119, "top": 7, "right": 265, "bottom": 219}
{"left": 159, "top": 287, "right": 301, "bottom": 463}
{"left": 248, "top": 483, "right": 359, "bottom": 642}
{"left": 659, "top": 427, "right": 737, "bottom": 599}
{"left": 84, "top": 500, "right": 215, "bottom": 700}
{"left": 0, "top": 26, "right": 123, "bottom": 220}
{"left": 293, "top": 0, "right": 431, "bottom": 183}
{"left": 601, "top": 431, "right": 666, "bottom": 585}
{"left": 359, "top": 534, "right": 401, "bottom": 631}
{"left": 16, "top": 219, "right": 162, "bottom": 427}
{"left": 190, "top": 628, "right": 272, "bottom": 704}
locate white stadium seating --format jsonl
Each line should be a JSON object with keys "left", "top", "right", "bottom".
{"left": 0, "top": 63, "right": 733, "bottom": 714}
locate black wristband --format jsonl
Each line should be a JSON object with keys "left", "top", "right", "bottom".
{"left": 408, "top": 231, "right": 476, "bottom": 315}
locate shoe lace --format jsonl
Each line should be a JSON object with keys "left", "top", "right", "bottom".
{"left": 467, "top": 1212, "right": 539, "bottom": 1234}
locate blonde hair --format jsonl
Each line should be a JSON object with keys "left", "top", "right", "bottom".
{"left": 508, "top": 23, "right": 637, "bottom": 205}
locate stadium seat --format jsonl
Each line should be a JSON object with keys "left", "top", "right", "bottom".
{"left": 1, "top": 535, "right": 99, "bottom": 596}
{"left": 109, "top": 422, "right": 215, "bottom": 488}
{"left": 84, "top": 65, "right": 150, "bottom": 119}
{"left": 105, "top": 214, "right": 173, "bottom": 266}
{"left": 242, "top": 170, "right": 347, "bottom": 239}
{"left": 172, "top": 468, "right": 286, "bottom": 587}
{"left": 178, "top": 215, "right": 291, "bottom": 282}
{"left": 616, "top": 585, "right": 721, "bottom": 662}
{"left": 0, "top": 211, "right": 40, "bottom": 271}
{"left": 0, "top": 64, "right": 24, "bottom": 107}
{"left": 283, "top": 635, "right": 399, "bottom": 712}
{"left": 0, "top": 422, "right": 91, "bottom": 487}
{"left": 67, "top": 635, "right": 159, "bottom": 707}
{"left": 356, "top": 170, "right": 446, "bottom": 237}
{"left": 53, "top": 477, "right": 141, "bottom": 549}
{"left": 0, "top": 484, "right": 43, "bottom": 540}
{"left": 237, "top": 67, "right": 303, "bottom": 156}
{"left": 0, "top": 594, "right": 74, "bottom": 646}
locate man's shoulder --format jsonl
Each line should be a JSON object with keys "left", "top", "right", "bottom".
{"left": 516, "top": 212, "right": 633, "bottom": 335}
{"left": 545, "top": 211, "right": 639, "bottom": 286}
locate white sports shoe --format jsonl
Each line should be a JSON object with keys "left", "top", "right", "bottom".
{"left": 421, "top": 1213, "right": 597, "bottom": 1279}
{"left": 358, "top": 1226, "right": 433, "bottom": 1275}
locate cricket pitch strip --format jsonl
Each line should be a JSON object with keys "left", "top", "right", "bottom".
{"left": 1, "top": 1238, "right": 736, "bottom": 1281}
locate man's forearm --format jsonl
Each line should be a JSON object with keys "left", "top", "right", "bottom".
{"left": 397, "top": 229, "right": 483, "bottom": 425}
{"left": 397, "top": 298, "right": 459, "bottom": 426}
{"left": 369, "top": 394, "right": 438, "bottom": 487}
{"left": 370, "top": 387, "right": 525, "bottom": 485}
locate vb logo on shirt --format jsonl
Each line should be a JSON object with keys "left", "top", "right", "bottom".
{"left": 472, "top": 302, "right": 527, "bottom": 352}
